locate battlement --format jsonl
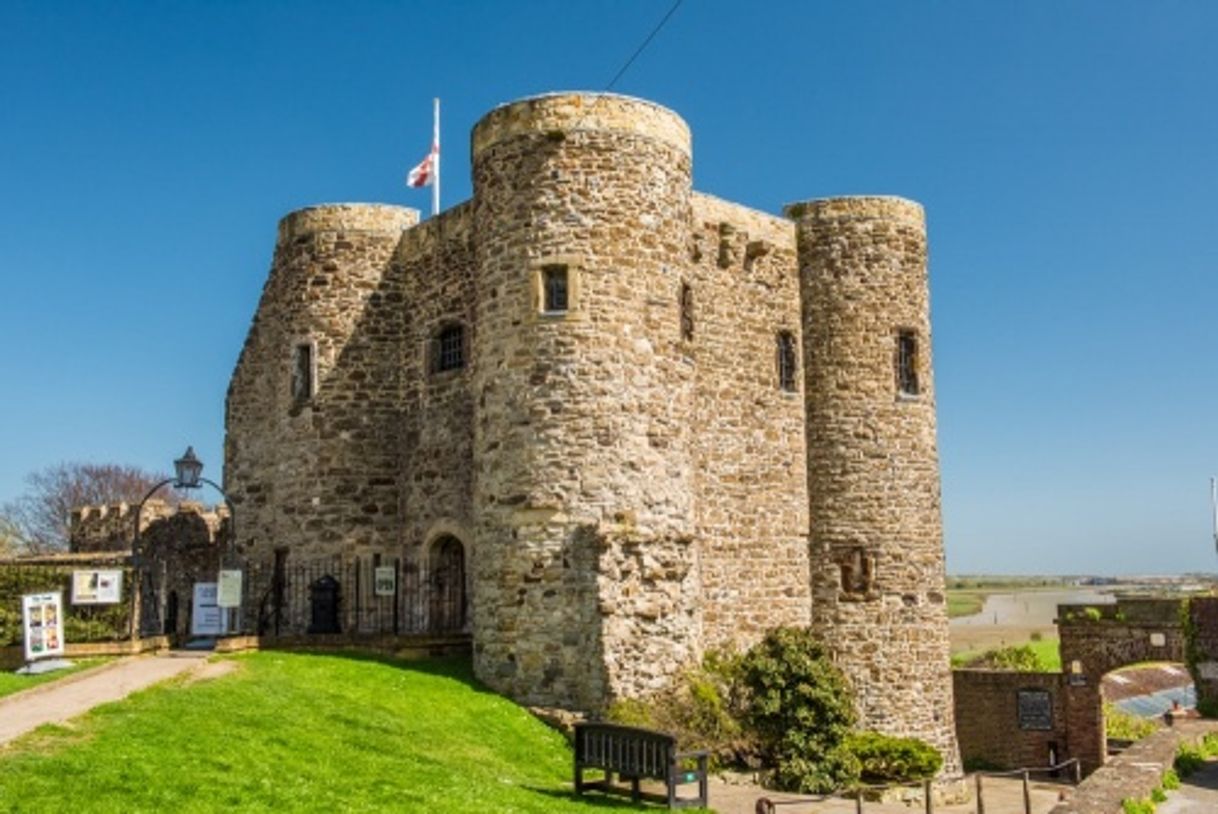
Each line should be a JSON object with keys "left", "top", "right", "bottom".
{"left": 69, "top": 499, "right": 229, "bottom": 553}
{"left": 471, "top": 91, "right": 691, "bottom": 159}
{"left": 276, "top": 203, "right": 419, "bottom": 245}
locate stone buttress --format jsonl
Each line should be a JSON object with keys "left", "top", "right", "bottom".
{"left": 789, "top": 196, "right": 961, "bottom": 774}
{"left": 470, "top": 94, "right": 700, "bottom": 708}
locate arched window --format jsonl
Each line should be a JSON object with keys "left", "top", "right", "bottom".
{"left": 776, "top": 331, "right": 797, "bottom": 392}
{"left": 896, "top": 329, "right": 919, "bottom": 396}
{"left": 432, "top": 324, "right": 465, "bottom": 373}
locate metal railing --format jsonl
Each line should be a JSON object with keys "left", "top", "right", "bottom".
{"left": 755, "top": 759, "right": 1081, "bottom": 814}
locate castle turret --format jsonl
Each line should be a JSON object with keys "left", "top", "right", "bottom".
{"left": 226, "top": 204, "right": 418, "bottom": 564}
{"left": 470, "top": 93, "right": 699, "bottom": 708}
{"left": 787, "top": 197, "right": 961, "bottom": 773}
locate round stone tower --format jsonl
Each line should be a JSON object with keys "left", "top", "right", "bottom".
{"left": 786, "top": 197, "right": 961, "bottom": 774}
{"left": 469, "top": 93, "right": 698, "bottom": 708}
{"left": 226, "top": 203, "right": 418, "bottom": 566}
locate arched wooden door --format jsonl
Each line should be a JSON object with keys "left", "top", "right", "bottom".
{"left": 428, "top": 537, "right": 466, "bottom": 633}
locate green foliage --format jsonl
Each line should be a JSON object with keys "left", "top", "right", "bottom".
{"left": 1083, "top": 607, "right": 1103, "bottom": 622}
{"left": 1174, "top": 744, "right": 1206, "bottom": 777}
{"left": 1121, "top": 797, "right": 1155, "bottom": 814}
{"left": 844, "top": 731, "right": 942, "bottom": 784}
{"left": 1150, "top": 786, "right": 1167, "bottom": 803}
{"left": 0, "top": 565, "right": 132, "bottom": 647}
{"left": 605, "top": 648, "right": 752, "bottom": 770}
{"left": 1029, "top": 631, "right": 1043, "bottom": 642}
{"left": 738, "top": 627, "right": 859, "bottom": 792}
{"left": 1104, "top": 702, "right": 1157, "bottom": 741}
{"left": 1161, "top": 768, "right": 1180, "bottom": 790}
{"left": 961, "top": 644, "right": 1047, "bottom": 672}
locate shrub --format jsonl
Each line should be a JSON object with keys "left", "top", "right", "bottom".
{"left": 738, "top": 627, "right": 858, "bottom": 793}
{"left": 1174, "top": 744, "right": 1205, "bottom": 777}
{"left": 605, "top": 649, "right": 754, "bottom": 769}
{"left": 1104, "top": 702, "right": 1157, "bottom": 741}
{"left": 1151, "top": 786, "right": 1167, "bottom": 803}
{"left": 1162, "top": 768, "right": 1180, "bottom": 790}
{"left": 1121, "top": 797, "right": 1154, "bottom": 814}
{"left": 845, "top": 731, "right": 942, "bottom": 784}
{"left": 963, "top": 644, "right": 1046, "bottom": 672}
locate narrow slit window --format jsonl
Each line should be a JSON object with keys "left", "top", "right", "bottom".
{"left": 542, "top": 265, "right": 569, "bottom": 313}
{"left": 896, "top": 330, "right": 919, "bottom": 396}
{"left": 433, "top": 324, "right": 465, "bottom": 373}
{"left": 679, "top": 282, "right": 694, "bottom": 341}
{"left": 777, "top": 331, "right": 797, "bottom": 393}
{"left": 291, "top": 343, "right": 313, "bottom": 404}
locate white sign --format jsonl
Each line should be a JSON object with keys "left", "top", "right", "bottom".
{"left": 191, "top": 582, "right": 224, "bottom": 636}
{"left": 374, "top": 566, "right": 396, "bottom": 597}
{"left": 1150, "top": 632, "right": 1167, "bottom": 647}
{"left": 71, "top": 570, "right": 123, "bottom": 605}
{"left": 216, "top": 570, "right": 243, "bottom": 609}
{"left": 23, "top": 592, "right": 65, "bottom": 662}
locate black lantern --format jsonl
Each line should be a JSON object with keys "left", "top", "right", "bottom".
{"left": 173, "top": 446, "right": 203, "bottom": 489}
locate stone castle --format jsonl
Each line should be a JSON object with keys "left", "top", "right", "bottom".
{"left": 224, "top": 92, "right": 960, "bottom": 771}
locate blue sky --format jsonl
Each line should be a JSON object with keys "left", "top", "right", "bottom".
{"left": 1, "top": 1, "right": 1215, "bottom": 574}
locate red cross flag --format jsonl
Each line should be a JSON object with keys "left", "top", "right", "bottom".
{"left": 406, "top": 98, "right": 441, "bottom": 216}
{"left": 406, "top": 147, "right": 436, "bottom": 188}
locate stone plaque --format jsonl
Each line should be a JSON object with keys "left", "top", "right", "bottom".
{"left": 1197, "top": 661, "right": 1218, "bottom": 681}
{"left": 1149, "top": 632, "right": 1166, "bottom": 647}
{"left": 1017, "top": 689, "right": 1053, "bottom": 731}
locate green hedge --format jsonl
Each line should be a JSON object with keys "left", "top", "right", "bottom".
{"left": 0, "top": 565, "right": 133, "bottom": 647}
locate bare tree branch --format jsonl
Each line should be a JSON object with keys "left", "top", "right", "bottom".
{"left": 1, "top": 462, "right": 173, "bottom": 554}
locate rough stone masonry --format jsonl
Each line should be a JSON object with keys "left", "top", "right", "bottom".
{"left": 223, "top": 92, "right": 961, "bottom": 773}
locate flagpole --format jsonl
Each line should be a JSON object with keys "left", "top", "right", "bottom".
{"left": 432, "top": 98, "right": 440, "bottom": 217}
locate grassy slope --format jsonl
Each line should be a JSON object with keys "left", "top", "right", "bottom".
{"left": 0, "top": 658, "right": 109, "bottom": 700}
{"left": 0, "top": 652, "right": 673, "bottom": 813}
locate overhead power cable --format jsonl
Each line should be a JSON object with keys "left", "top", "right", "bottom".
{"left": 604, "top": 0, "right": 685, "bottom": 91}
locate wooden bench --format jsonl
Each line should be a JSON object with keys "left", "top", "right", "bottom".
{"left": 574, "top": 721, "right": 709, "bottom": 809}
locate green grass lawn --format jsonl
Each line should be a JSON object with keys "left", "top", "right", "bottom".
{"left": 0, "top": 651, "right": 691, "bottom": 813}
{"left": 946, "top": 590, "right": 987, "bottom": 618}
{"left": 0, "top": 658, "right": 110, "bottom": 700}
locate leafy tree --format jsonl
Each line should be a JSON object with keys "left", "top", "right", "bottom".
{"left": 1, "top": 462, "right": 172, "bottom": 553}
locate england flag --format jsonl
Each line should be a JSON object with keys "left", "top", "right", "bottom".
{"left": 406, "top": 146, "right": 437, "bottom": 188}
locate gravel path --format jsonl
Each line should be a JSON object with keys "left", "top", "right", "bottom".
{"left": 0, "top": 652, "right": 208, "bottom": 746}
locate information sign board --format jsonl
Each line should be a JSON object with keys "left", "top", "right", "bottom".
{"left": 71, "top": 570, "right": 123, "bottom": 605}
{"left": 1017, "top": 689, "right": 1054, "bottom": 731}
{"left": 23, "top": 592, "right": 65, "bottom": 662}
{"left": 374, "top": 566, "right": 396, "bottom": 597}
{"left": 191, "top": 583, "right": 224, "bottom": 636}
{"left": 216, "top": 570, "right": 243, "bottom": 609}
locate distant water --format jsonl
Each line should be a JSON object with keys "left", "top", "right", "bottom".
{"left": 952, "top": 589, "right": 1115, "bottom": 628}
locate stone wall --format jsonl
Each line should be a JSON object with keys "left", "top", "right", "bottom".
{"left": 689, "top": 193, "right": 811, "bottom": 649}
{"left": 225, "top": 203, "right": 421, "bottom": 563}
{"left": 791, "top": 197, "right": 960, "bottom": 774}
{"left": 470, "top": 93, "right": 697, "bottom": 708}
{"left": 954, "top": 670, "right": 1068, "bottom": 770}
{"left": 69, "top": 499, "right": 178, "bottom": 553}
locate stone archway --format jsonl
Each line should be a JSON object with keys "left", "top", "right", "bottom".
{"left": 1058, "top": 597, "right": 1191, "bottom": 774}
{"left": 427, "top": 535, "right": 467, "bottom": 633}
